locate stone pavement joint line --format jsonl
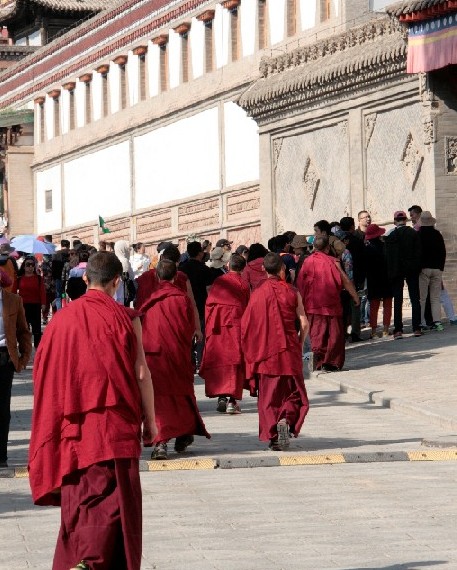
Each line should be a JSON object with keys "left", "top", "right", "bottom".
{"left": 3, "top": 449, "right": 457, "bottom": 478}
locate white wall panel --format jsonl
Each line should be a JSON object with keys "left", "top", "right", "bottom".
{"left": 224, "top": 102, "right": 259, "bottom": 187}
{"left": 333, "top": 0, "right": 339, "bottom": 16}
{"left": 269, "top": 0, "right": 285, "bottom": 45}
{"left": 134, "top": 107, "right": 220, "bottom": 209}
{"left": 215, "top": 4, "right": 229, "bottom": 69}
{"left": 64, "top": 141, "right": 131, "bottom": 226}
{"left": 128, "top": 50, "right": 139, "bottom": 105}
{"left": 92, "top": 71, "right": 102, "bottom": 121}
{"left": 36, "top": 165, "right": 62, "bottom": 233}
{"left": 75, "top": 80, "right": 85, "bottom": 128}
{"left": 45, "top": 96, "right": 54, "bottom": 140}
{"left": 169, "top": 31, "right": 181, "bottom": 89}
{"left": 61, "top": 89, "right": 69, "bottom": 135}
{"left": 191, "top": 18, "right": 204, "bottom": 79}
{"left": 109, "top": 63, "right": 120, "bottom": 113}
{"left": 241, "top": 0, "right": 256, "bottom": 57}
{"left": 301, "top": 0, "right": 316, "bottom": 29}
{"left": 148, "top": 43, "right": 160, "bottom": 96}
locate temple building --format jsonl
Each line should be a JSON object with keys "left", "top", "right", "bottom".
{"left": 0, "top": 0, "right": 456, "bottom": 299}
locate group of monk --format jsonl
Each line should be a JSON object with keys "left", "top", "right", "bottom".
{"left": 27, "top": 226, "right": 362, "bottom": 570}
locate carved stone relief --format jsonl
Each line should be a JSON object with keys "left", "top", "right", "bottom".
{"left": 273, "top": 138, "right": 283, "bottom": 171}
{"left": 178, "top": 198, "right": 219, "bottom": 232}
{"left": 401, "top": 133, "right": 423, "bottom": 190}
{"left": 227, "top": 189, "right": 260, "bottom": 219}
{"left": 445, "top": 136, "right": 457, "bottom": 174}
{"left": 303, "top": 157, "right": 320, "bottom": 210}
{"left": 365, "top": 113, "right": 377, "bottom": 148}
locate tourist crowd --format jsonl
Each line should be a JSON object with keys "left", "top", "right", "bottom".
{"left": 0, "top": 204, "right": 454, "bottom": 569}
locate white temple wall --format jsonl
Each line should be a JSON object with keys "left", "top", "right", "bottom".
{"left": 169, "top": 31, "right": 181, "bottom": 89}
{"left": 241, "top": 0, "right": 256, "bottom": 56}
{"left": 63, "top": 141, "right": 131, "bottom": 227}
{"left": 224, "top": 102, "right": 259, "bottom": 187}
{"left": 128, "top": 50, "right": 139, "bottom": 105}
{"left": 134, "top": 107, "right": 220, "bottom": 209}
{"left": 269, "top": 0, "right": 286, "bottom": 45}
{"left": 109, "top": 63, "right": 120, "bottom": 114}
{"left": 75, "top": 81, "right": 85, "bottom": 128}
{"left": 302, "top": 0, "right": 317, "bottom": 30}
{"left": 190, "top": 17, "right": 205, "bottom": 79}
{"left": 215, "top": 4, "right": 229, "bottom": 69}
{"left": 36, "top": 165, "right": 62, "bottom": 234}
{"left": 92, "top": 71, "right": 102, "bottom": 122}
{"left": 148, "top": 43, "right": 160, "bottom": 96}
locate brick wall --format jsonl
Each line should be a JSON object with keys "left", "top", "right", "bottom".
{"left": 6, "top": 147, "right": 34, "bottom": 236}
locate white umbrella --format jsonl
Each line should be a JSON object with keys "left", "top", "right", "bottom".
{"left": 10, "top": 235, "right": 56, "bottom": 254}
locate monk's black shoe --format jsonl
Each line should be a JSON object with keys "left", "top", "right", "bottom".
{"left": 174, "top": 435, "right": 194, "bottom": 453}
{"left": 152, "top": 442, "right": 168, "bottom": 460}
{"left": 217, "top": 397, "right": 228, "bottom": 413}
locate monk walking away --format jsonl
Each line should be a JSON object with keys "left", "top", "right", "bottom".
{"left": 141, "top": 259, "right": 210, "bottom": 460}
{"left": 296, "top": 235, "right": 359, "bottom": 372}
{"left": 241, "top": 253, "right": 309, "bottom": 451}
{"left": 199, "top": 254, "right": 250, "bottom": 414}
{"left": 28, "top": 252, "right": 157, "bottom": 570}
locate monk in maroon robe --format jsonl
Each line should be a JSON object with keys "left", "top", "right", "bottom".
{"left": 141, "top": 259, "right": 210, "bottom": 460}
{"left": 241, "top": 253, "right": 309, "bottom": 451}
{"left": 135, "top": 245, "right": 202, "bottom": 342}
{"left": 29, "top": 252, "right": 157, "bottom": 570}
{"left": 199, "top": 254, "right": 250, "bottom": 414}
{"left": 296, "top": 235, "right": 359, "bottom": 371}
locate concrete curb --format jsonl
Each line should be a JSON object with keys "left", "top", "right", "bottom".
{"left": 3, "top": 449, "right": 457, "bottom": 478}
{"left": 319, "top": 375, "right": 457, "bottom": 431}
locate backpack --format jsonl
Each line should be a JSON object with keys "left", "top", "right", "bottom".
{"left": 122, "top": 272, "right": 136, "bottom": 306}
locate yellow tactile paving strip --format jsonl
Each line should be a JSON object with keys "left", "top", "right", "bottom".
{"left": 3, "top": 450, "right": 457, "bottom": 478}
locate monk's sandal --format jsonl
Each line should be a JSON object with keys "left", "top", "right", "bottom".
{"left": 276, "top": 421, "right": 290, "bottom": 450}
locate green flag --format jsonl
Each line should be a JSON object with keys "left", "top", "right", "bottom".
{"left": 98, "top": 215, "right": 111, "bottom": 234}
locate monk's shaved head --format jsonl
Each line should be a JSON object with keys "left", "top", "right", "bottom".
{"left": 156, "top": 259, "right": 177, "bottom": 281}
{"left": 263, "top": 252, "right": 284, "bottom": 276}
{"left": 313, "top": 236, "right": 330, "bottom": 252}
{"left": 85, "top": 252, "right": 122, "bottom": 285}
{"left": 229, "top": 254, "right": 246, "bottom": 273}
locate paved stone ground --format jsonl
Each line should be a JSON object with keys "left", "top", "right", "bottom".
{"left": 1, "top": 321, "right": 457, "bottom": 568}
{"left": 1, "top": 463, "right": 457, "bottom": 569}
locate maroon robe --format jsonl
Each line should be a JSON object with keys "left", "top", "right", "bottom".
{"left": 135, "top": 267, "right": 187, "bottom": 312}
{"left": 29, "top": 290, "right": 144, "bottom": 569}
{"left": 296, "top": 251, "right": 345, "bottom": 369}
{"left": 141, "top": 281, "right": 210, "bottom": 443}
{"left": 241, "top": 277, "right": 309, "bottom": 441}
{"left": 199, "top": 272, "right": 250, "bottom": 399}
{"left": 241, "top": 257, "right": 267, "bottom": 290}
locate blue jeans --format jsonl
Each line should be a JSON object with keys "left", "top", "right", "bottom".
{"left": 55, "top": 278, "right": 63, "bottom": 310}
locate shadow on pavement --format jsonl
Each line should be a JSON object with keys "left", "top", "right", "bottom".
{"left": 344, "top": 561, "right": 448, "bottom": 569}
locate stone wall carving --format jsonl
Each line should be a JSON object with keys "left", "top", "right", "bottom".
{"left": 136, "top": 209, "right": 172, "bottom": 241}
{"left": 445, "top": 136, "right": 457, "bottom": 174}
{"left": 366, "top": 103, "right": 426, "bottom": 221}
{"left": 275, "top": 122, "right": 350, "bottom": 233}
{"left": 273, "top": 138, "right": 283, "bottom": 170}
{"left": 365, "top": 113, "right": 377, "bottom": 148}
{"left": 178, "top": 198, "right": 220, "bottom": 232}
{"left": 303, "top": 157, "right": 320, "bottom": 210}
{"left": 401, "top": 132, "right": 424, "bottom": 190}
{"left": 227, "top": 225, "right": 261, "bottom": 247}
{"left": 226, "top": 188, "right": 260, "bottom": 220}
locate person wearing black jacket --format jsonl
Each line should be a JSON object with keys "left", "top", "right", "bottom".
{"left": 418, "top": 211, "right": 446, "bottom": 331}
{"left": 384, "top": 210, "right": 422, "bottom": 339}
{"left": 340, "top": 217, "right": 366, "bottom": 342}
